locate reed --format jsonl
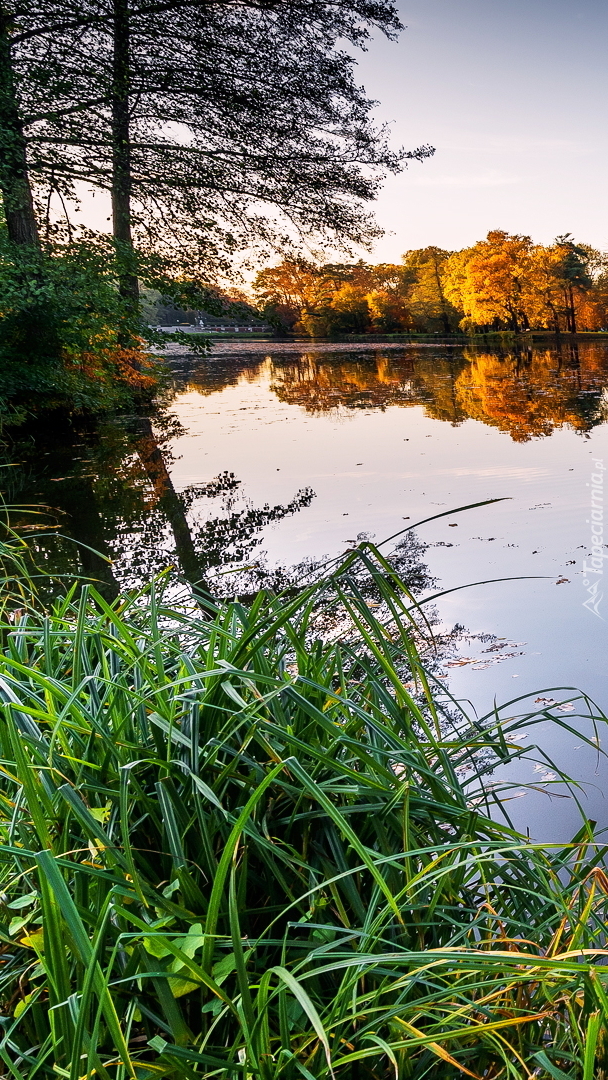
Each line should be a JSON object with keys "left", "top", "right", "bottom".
{"left": 0, "top": 497, "right": 41, "bottom": 617}
{"left": 0, "top": 542, "right": 607, "bottom": 1079}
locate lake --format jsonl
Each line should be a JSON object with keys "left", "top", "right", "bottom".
{"left": 7, "top": 338, "right": 608, "bottom": 839}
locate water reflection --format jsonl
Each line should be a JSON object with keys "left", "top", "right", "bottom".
{"left": 4, "top": 416, "right": 314, "bottom": 600}
{"left": 5, "top": 342, "right": 608, "bottom": 600}
{"left": 177, "top": 342, "right": 608, "bottom": 440}
{"left": 7, "top": 340, "right": 608, "bottom": 842}
{"left": 456, "top": 346, "right": 603, "bottom": 441}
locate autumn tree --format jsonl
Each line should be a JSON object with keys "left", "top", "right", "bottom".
{"left": 309, "top": 263, "right": 412, "bottom": 335}
{"left": 523, "top": 245, "right": 566, "bottom": 333}
{"left": 363, "top": 263, "right": 411, "bottom": 331}
{"left": 443, "top": 231, "right": 536, "bottom": 333}
{"left": 402, "top": 246, "right": 457, "bottom": 332}
{"left": 495, "top": 237, "right": 598, "bottom": 334}
{"left": 254, "top": 259, "right": 415, "bottom": 335}
{"left": 576, "top": 268, "right": 608, "bottom": 331}
{"left": 442, "top": 231, "right": 605, "bottom": 335}
{"left": 254, "top": 260, "right": 329, "bottom": 333}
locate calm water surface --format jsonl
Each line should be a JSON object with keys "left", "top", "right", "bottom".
{"left": 8, "top": 340, "right": 608, "bottom": 838}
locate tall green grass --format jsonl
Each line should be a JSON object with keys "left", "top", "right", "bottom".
{"left": 0, "top": 496, "right": 43, "bottom": 617}
{"left": 0, "top": 543, "right": 607, "bottom": 1079}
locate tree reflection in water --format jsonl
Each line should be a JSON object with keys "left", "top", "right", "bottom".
{"left": 127, "top": 414, "right": 315, "bottom": 596}
{"left": 4, "top": 339, "right": 585, "bottom": 673}
{"left": 2, "top": 412, "right": 314, "bottom": 602}
{"left": 5, "top": 340, "right": 608, "bottom": 603}
{"left": 242, "top": 342, "right": 607, "bottom": 440}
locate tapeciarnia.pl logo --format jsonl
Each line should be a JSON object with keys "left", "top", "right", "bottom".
{"left": 582, "top": 458, "right": 605, "bottom": 619}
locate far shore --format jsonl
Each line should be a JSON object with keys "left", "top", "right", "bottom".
{"left": 153, "top": 327, "right": 608, "bottom": 345}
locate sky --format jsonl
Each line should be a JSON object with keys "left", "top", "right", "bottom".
{"left": 355, "top": 0, "right": 608, "bottom": 261}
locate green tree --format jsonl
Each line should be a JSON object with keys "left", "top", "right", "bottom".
{"left": 554, "top": 234, "right": 592, "bottom": 333}
{"left": 402, "top": 246, "right": 457, "bottom": 332}
{"left": 2, "top": 0, "right": 435, "bottom": 414}
{"left": 0, "top": 232, "right": 157, "bottom": 424}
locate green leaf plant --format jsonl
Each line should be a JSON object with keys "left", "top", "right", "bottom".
{"left": 0, "top": 539, "right": 607, "bottom": 1078}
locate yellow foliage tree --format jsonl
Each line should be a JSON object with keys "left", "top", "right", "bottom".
{"left": 444, "top": 231, "right": 536, "bottom": 332}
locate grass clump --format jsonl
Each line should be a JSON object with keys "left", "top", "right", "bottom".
{"left": 0, "top": 544, "right": 607, "bottom": 1079}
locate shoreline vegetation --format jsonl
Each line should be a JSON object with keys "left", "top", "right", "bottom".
{"left": 162, "top": 329, "right": 608, "bottom": 344}
{"left": 2, "top": 233, "right": 605, "bottom": 432}
{"left": 1, "top": 522, "right": 608, "bottom": 1078}
{"left": 250, "top": 237, "right": 608, "bottom": 340}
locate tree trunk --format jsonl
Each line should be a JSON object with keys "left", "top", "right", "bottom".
{"left": 569, "top": 284, "right": 577, "bottom": 334}
{"left": 431, "top": 252, "right": 451, "bottom": 333}
{"left": 0, "top": 6, "right": 40, "bottom": 247}
{"left": 563, "top": 287, "right": 574, "bottom": 333}
{"left": 547, "top": 300, "right": 560, "bottom": 336}
{"left": 111, "top": 0, "right": 139, "bottom": 309}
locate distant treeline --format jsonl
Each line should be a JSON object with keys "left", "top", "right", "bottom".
{"left": 254, "top": 231, "right": 608, "bottom": 335}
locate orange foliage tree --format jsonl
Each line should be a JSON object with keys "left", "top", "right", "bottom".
{"left": 254, "top": 260, "right": 413, "bottom": 335}
{"left": 254, "top": 233, "right": 607, "bottom": 338}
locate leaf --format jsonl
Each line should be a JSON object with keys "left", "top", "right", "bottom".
{"left": 532, "top": 1051, "right": 574, "bottom": 1080}
{"left": 395, "top": 1018, "right": 481, "bottom": 1079}
{"left": 148, "top": 1036, "right": 245, "bottom": 1071}
{"left": 168, "top": 975, "right": 200, "bottom": 998}
{"left": 583, "top": 1011, "right": 601, "bottom": 1080}
{"left": 144, "top": 923, "right": 205, "bottom": 963}
{"left": 171, "top": 923, "right": 205, "bottom": 962}
{"left": 143, "top": 936, "right": 173, "bottom": 959}
{"left": 271, "top": 966, "right": 335, "bottom": 1080}
{"left": 13, "top": 994, "right": 33, "bottom": 1020}
{"left": 20, "top": 927, "right": 44, "bottom": 952}
{"left": 9, "top": 915, "right": 31, "bottom": 936}
{"left": 6, "top": 893, "right": 38, "bottom": 910}
{"left": 212, "top": 952, "right": 237, "bottom": 985}
{"left": 362, "top": 1034, "right": 399, "bottom": 1080}
{"left": 168, "top": 924, "right": 207, "bottom": 996}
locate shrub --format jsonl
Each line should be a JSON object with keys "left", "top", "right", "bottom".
{"left": 0, "top": 235, "right": 158, "bottom": 423}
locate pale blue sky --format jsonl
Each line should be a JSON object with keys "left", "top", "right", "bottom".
{"left": 358, "top": 0, "right": 608, "bottom": 259}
